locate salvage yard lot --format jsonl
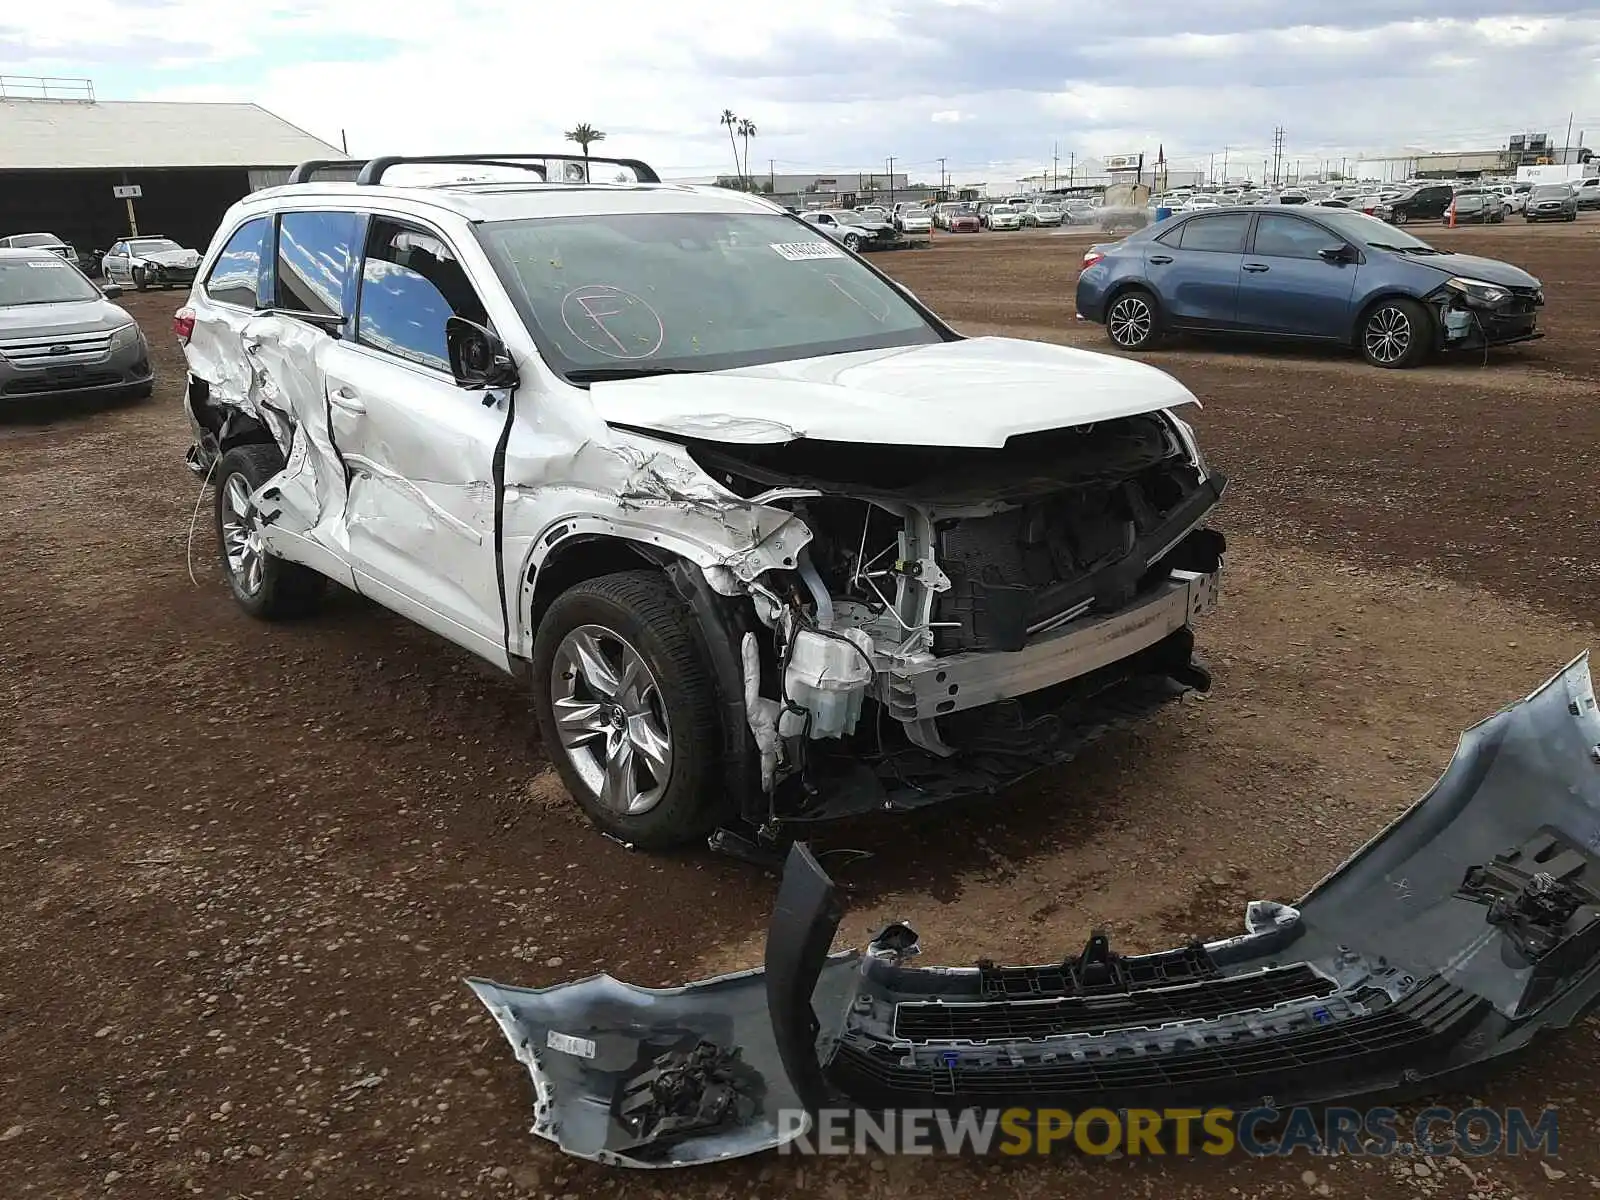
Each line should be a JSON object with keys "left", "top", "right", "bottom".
{"left": 3, "top": 218, "right": 1600, "bottom": 1200}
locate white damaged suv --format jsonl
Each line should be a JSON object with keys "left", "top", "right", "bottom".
{"left": 177, "top": 152, "right": 1225, "bottom": 853}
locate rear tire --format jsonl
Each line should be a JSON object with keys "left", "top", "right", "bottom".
{"left": 531, "top": 570, "right": 724, "bottom": 848}
{"left": 1359, "top": 297, "right": 1430, "bottom": 369}
{"left": 1105, "top": 288, "right": 1160, "bottom": 351}
{"left": 214, "top": 445, "right": 327, "bottom": 619}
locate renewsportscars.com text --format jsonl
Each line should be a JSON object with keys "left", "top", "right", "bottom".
{"left": 777, "top": 1106, "right": 1559, "bottom": 1158}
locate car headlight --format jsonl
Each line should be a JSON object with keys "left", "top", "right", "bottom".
{"left": 1168, "top": 414, "right": 1209, "bottom": 479}
{"left": 1444, "top": 277, "right": 1510, "bottom": 306}
{"left": 109, "top": 321, "right": 142, "bottom": 351}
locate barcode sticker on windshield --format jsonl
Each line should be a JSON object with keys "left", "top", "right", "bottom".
{"left": 546, "top": 1030, "right": 596, "bottom": 1059}
{"left": 771, "top": 241, "right": 845, "bottom": 261}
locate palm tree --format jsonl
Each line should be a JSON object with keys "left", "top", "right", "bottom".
{"left": 719, "top": 109, "right": 742, "bottom": 186}
{"left": 564, "top": 123, "right": 605, "bottom": 177}
{"left": 737, "top": 118, "right": 757, "bottom": 188}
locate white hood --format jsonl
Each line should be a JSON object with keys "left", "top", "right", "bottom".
{"left": 587, "top": 336, "right": 1197, "bottom": 448}
{"left": 137, "top": 248, "right": 199, "bottom": 267}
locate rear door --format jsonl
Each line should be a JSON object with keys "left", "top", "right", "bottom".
{"left": 323, "top": 216, "right": 512, "bottom": 668}
{"left": 1147, "top": 212, "right": 1250, "bottom": 327}
{"left": 1233, "top": 212, "right": 1360, "bottom": 338}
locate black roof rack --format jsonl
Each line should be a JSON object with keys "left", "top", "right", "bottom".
{"left": 284, "top": 153, "right": 660, "bottom": 187}
{"left": 284, "top": 159, "right": 364, "bottom": 184}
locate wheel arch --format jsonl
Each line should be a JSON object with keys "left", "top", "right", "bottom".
{"left": 517, "top": 529, "right": 763, "bottom": 829}
{"left": 1350, "top": 288, "right": 1435, "bottom": 348}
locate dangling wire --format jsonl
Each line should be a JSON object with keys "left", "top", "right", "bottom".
{"left": 185, "top": 453, "right": 221, "bottom": 587}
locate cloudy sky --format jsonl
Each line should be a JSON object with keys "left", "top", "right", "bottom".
{"left": 6, "top": 2, "right": 1598, "bottom": 185}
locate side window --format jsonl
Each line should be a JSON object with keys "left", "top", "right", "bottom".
{"left": 1252, "top": 215, "right": 1335, "bottom": 259}
{"left": 109, "top": 241, "right": 126, "bottom": 256}
{"left": 1176, "top": 214, "right": 1250, "bottom": 253}
{"left": 276, "top": 211, "right": 359, "bottom": 318}
{"left": 203, "top": 218, "right": 269, "bottom": 308}
{"left": 357, "top": 220, "right": 487, "bottom": 372}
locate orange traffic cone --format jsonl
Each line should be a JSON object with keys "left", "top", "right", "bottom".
{"left": 1448, "top": 201, "right": 1456, "bottom": 228}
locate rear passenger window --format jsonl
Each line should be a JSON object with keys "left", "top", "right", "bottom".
{"left": 1177, "top": 214, "right": 1250, "bottom": 253}
{"left": 276, "top": 211, "right": 359, "bottom": 318}
{"left": 204, "top": 218, "right": 268, "bottom": 308}
{"left": 357, "top": 221, "right": 487, "bottom": 372}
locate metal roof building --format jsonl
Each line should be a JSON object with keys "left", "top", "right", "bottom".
{"left": 0, "top": 77, "right": 342, "bottom": 260}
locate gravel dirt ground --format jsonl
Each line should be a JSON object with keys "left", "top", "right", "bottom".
{"left": 3, "top": 217, "right": 1599, "bottom": 1199}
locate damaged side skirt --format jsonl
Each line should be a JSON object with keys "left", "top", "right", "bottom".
{"left": 469, "top": 653, "right": 1600, "bottom": 1167}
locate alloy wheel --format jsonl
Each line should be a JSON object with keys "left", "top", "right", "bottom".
{"left": 1364, "top": 306, "right": 1411, "bottom": 365}
{"left": 220, "top": 474, "right": 264, "bottom": 596}
{"left": 550, "top": 625, "right": 673, "bottom": 815}
{"left": 1108, "top": 295, "right": 1153, "bottom": 347}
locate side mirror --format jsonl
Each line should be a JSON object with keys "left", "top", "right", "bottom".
{"left": 1318, "top": 245, "right": 1351, "bottom": 263}
{"left": 101, "top": 283, "right": 123, "bottom": 298}
{"left": 447, "top": 317, "right": 518, "bottom": 391}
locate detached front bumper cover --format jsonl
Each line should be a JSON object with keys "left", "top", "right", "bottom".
{"left": 469, "top": 653, "right": 1600, "bottom": 1167}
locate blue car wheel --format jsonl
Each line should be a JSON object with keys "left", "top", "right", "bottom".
{"left": 1106, "top": 290, "right": 1159, "bottom": 351}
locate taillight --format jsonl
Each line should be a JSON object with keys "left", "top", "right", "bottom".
{"left": 173, "top": 307, "right": 195, "bottom": 343}
{"left": 1082, "top": 250, "right": 1105, "bottom": 269}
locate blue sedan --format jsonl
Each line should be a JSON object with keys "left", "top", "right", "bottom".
{"left": 1074, "top": 207, "right": 1544, "bottom": 368}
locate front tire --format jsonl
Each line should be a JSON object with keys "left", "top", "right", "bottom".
{"left": 132, "top": 267, "right": 148, "bottom": 292}
{"left": 842, "top": 232, "right": 861, "bottom": 252}
{"left": 214, "top": 445, "right": 327, "bottom": 619}
{"left": 1105, "top": 288, "right": 1160, "bottom": 351}
{"left": 531, "top": 570, "right": 723, "bottom": 848}
{"left": 1360, "top": 297, "right": 1430, "bottom": 369}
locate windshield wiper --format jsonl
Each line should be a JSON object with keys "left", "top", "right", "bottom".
{"left": 564, "top": 365, "right": 704, "bottom": 384}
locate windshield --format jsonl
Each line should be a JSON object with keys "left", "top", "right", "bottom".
{"left": 0, "top": 256, "right": 100, "bottom": 306}
{"left": 476, "top": 211, "right": 942, "bottom": 381}
{"left": 830, "top": 211, "right": 867, "bottom": 226}
{"left": 10, "top": 233, "right": 64, "bottom": 248}
{"left": 129, "top": 238, "right": 183, "bottom": 255}
{"left": 1530, "top": 185, "right": 1572, "bottom": 200}
{"left": 1311, "top": 209, "right": 1437, "bottom": 251}
{"left": 992, "top": 205, "right": 1017, "bottom": 214}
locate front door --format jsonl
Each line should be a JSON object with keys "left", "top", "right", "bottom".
{"left": 325, "top": 217, "right": 512, "bottom": 668}
{"left": 1233, "top": 213, "right": 1360, "bottom": 338}
{"left": 104, "top": 242, "right": 130, "bottom": 282}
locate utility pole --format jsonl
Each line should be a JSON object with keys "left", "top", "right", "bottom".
{"left": 1270, "top": 126, "right": 1285, "bottom": 189}
{"left": 937, "top": 156, "right": 947, "bottom": 197}
{"left": 1221, "top": 146, "right": 1229, "bottom": 183}
{"left": 769, "top": 159, "right": 774, "bottom": 192}
{"left": 1564, "top": 112, "right": 1575, "bottom": 162}
{"left": 886, "top": 155, "right": 895, "bottom": 205}
{"left": 1209, "top": 152, "right": 1214, "bottom": 185}
{"left": 1052, "top": 142, "right": 1059, "bottom": 191}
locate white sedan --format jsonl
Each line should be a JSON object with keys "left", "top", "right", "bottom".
{"left": 101, "top": 236, "right": 202, "bottom": 290}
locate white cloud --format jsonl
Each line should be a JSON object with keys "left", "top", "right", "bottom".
{"left": 3, "top": 1, "right": 1598, "bottom": 186}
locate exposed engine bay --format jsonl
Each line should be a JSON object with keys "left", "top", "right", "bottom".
{"left": 671, "top": 413, "right": 1226, "bottom": 831}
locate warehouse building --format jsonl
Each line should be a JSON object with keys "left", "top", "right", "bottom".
{"left": 0, "top": 77, "right": 343, "bottom": 262}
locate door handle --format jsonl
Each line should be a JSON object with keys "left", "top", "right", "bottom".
{"left": 1149, "top": 254, "right": 1173, "bottom": 264}
{"left": 329, "top": 388, "right": 366, "bottom": 414}
{"left": 1243, "top": 262, "right": 1270, "bottom": 272}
